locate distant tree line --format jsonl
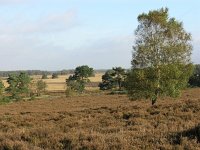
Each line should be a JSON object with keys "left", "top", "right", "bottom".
{"left": 0, "top": 70, "right": 75, "bottom": 77}
{"left": 0, "top": 69, "right": 106, "bottom": 77}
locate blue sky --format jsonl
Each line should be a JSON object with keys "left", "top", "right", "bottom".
{"left": 0, "top": 0, "right": 199, "bottom": 70}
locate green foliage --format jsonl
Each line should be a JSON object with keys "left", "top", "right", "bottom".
{"left": 36, "top": 80, "right": 47, "bottom": 96}
{"left": 0, "top": 96, "right": 11, "bottom": 105}
{"left": 0, "top": 80, "right": 4, "bottom": 96}
{"left": 99, "top": 67, "right": 127, "bottom": 90}
{"left": 6, "top": 72, "right": 32, "bottom": 100}
{"left": 128, "top": 8, "right": 193, "bottom": 105}
{"left": 66, "top": 65, "right": 94, "bottom": 94}
{"left": 66, "top": 76, "right": 85, "bottom": 93}
{"left": 126, "top": 64, "right": 193, "bottom": 101}
{"left": 6, "top": 74, "right": 20, "bottom": 100}
{"left": 74, "top": 65, "right": 94, "bottom": 81}
{"left": 112, "top": 67, "right": 127, "bottom": 90}
{"left": 99, "top": 70, "right": 116, "bottom": 90}
{"left": 42, "top": 74, "right": 48, "bottom": 79}
{"left": 189, "top": 64, "right": 200, "bottom": 87}
{"left": 52, "top": 73, "right": 58, "bottom": 79}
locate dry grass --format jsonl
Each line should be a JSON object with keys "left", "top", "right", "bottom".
{"left": 1, "top": 74, "right": 103, "bottom": 92}
{"left": 0, "top": 88, "right": 200, "bottom": 149}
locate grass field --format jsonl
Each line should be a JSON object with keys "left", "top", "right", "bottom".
{"left": 0, "top": 88, "right": 200, "bottom": 149}
{"left": 1, "top": 73, "right": 103, "bottom": 92}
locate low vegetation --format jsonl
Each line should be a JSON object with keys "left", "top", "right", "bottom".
{"left": 0, "top": 88, "right": 199, "bottom": 149}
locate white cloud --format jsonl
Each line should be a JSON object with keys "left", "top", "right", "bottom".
{"left": 67, "top": 35, "right": 133, "bottom": 69}
{"left": 0, "top": 34, "right": 133, "bottom": 70}
{"left": 0, "top": 10, "right": 79, "bottom": 70}
{"left": 0, "top": 10, "right": 77, "bottom": 35}
{"left": 23, "top": 10, "right": 77, "bottom": 33}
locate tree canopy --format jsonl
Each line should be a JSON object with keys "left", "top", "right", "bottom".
{"left": 66, "top": 65, "right": 94, "bottom": 93}
{"left": 99, "top": 67, "right": 126, "bottom": 91}
{"left": 74, "top": 65, "right": 94, "bottom": 81}
{"left": 126, "top": 8, "right": 193, "bottom": 105}
{"left": 6, "top": 72, "right": 32, "bottom": 100}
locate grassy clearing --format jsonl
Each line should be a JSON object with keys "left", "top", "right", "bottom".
{"left": 2, "top": 73, "right": 103, "bottom": 92}
{"left": 0, "top": 88, "right": 199, "bottom": 149}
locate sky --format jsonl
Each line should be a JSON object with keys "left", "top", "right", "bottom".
{"left": 0, "top": 0, "right": 199, "bottom": 71}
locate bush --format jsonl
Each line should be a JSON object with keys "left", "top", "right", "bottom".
{"left": 36, "top": 80, "right": 47, "bottom": 96}
{"left": 42, "top": 74, "right": 48, "bottom": 79}
{"left": 52, "top": 73, "right": 58, "bottom": 79}
{"left": 65, "top": 88, "right": 77, "bottom": 97}
{"left": 66, "top": 80, "right": 85, "bottom": 93}
{"left": 0, "top": 96, "right": 11, "bottom": 104}
{"left": 0, "top": 80, "right": 4, "bottom": 96}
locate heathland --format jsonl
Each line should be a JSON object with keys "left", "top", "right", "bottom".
{"left": 0, "top": 7, "right": 199, "bottom": 150}
{"left": 0, "top": 84, "right": 199, "bottom": 149}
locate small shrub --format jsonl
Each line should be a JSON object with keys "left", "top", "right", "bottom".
{"left": 36, "top": 80, "right": 47, "bottom": 96}
{"left": 42, "top": 74, "right": 48, "bottom": 79}
{"left": 0, "top": 96, "right": 12, "bottom": 104}
{"left": 65, "top": 88, "right": 78, "bottom": 97}
{"left": 52, "top": 73, "right": 58, "bottom": 79}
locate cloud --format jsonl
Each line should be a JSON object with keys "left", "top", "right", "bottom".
{"left": 0, "top": 34, "right": 67, "bottom": 70}
{"left": 0, "top": 9, "right": 79, "bottom": 70}
{"left": 0, "top": 34, "right": 133, "bottom": 70}
{"left": 67, "top": 35, "right": 133, "bottom": 69}
{"left": 0, "top": 10, "right": 77, "bottom": 35}
{"left": 23, "top": 10, "right": 77, "bottom": 34}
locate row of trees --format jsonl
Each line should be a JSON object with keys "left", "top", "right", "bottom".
{"left": 0, "top": 65, "right": 95, "bottom": 100}
{"left": 0, "top": 73, "right": 47, "bottom": 101}
{"left": 99, "top": 64, "right": 199, "bottom": 91}
{"left": 0, "top": 70, "right": 75, "bottom": 77}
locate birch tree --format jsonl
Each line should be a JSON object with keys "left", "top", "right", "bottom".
{"left": 126, "top": 8, "right": 193, "bottom": 105}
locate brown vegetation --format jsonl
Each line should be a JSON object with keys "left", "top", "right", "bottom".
{"left": 0, "top": 88, "right": 200, "bottom": 149}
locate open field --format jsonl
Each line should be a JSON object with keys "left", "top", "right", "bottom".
{"left": 1, "top": 73, "right": 103, "bottom": 92}
{"left": 0, "top": 88, "right": 200, "bottom": 149}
